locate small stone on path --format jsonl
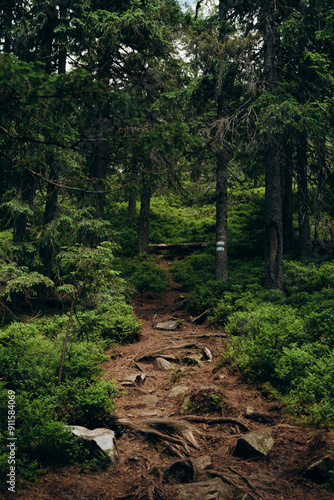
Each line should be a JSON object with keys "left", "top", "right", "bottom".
{"left": 156, "top": 320, "right": 179, "bottom": 330}
{"left": 154, "top": 357, "right": 175, "bottom": 370}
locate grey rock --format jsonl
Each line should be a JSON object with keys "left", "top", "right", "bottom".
{"left": 172, "top": 478, "right": 230, "bottom": 499}
{"left": 304, "top": 455, "right": 333, "bottom": 483}
{"left": 179, "top": 396, "right": 191, "bottom": 414}
{"left": 119, "top": 373, "right": 146, "bottom": 386}
{"left": 156, "top": 320, "right": 179, "bottom": 331}
{"left": 192, "top": 455, "right": 212, "bottom": 471}
{"left": 66, "top": 426, "right": 117, "bottom": 462}
{"left": 154, "top": 357, "right": 175, "bottom": 370}
{"left": 234, "top": 428, "right": 274, "bottom": 458}
{"left": 167, "top": 385, "right": 189, "bottom": 398}
{"left": 202, "top": 347, "right": 213, "bottom": 362}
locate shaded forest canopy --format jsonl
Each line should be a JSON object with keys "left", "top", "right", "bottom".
{"left": 0, "top": 0, "right": 334, "bottom": 485}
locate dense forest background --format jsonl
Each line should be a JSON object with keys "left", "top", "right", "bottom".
{"left": 1, "top": 0, "right": 334, "bottom": 483}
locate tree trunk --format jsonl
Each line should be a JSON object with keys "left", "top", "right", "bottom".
{"left": 296, "top": 135, "right": 311, "bottom": 258}
{"left": 128, "top": 190, "right": 137, "bottom": 221}
{"left": 283, "top": 144, "right": 293, "bottom": 252}
{"left": 13, "top": 170, "right": 36, "bottom": 245}
{"left": 138, "top": 180, "right": 151, "bottom": 253}
{"left": 90, "top": 135, "right": 108, "bottom": 219}
{"left": 39, "top": 5, "right": 57, "bottom": 74}
{"left": 3, "top": 0, "right": 13, "bottom": 53}
{"left": 215, "top": 148, "right": 228, "bottom": 281}
{"left": 58, "top": 1, "right": 68, "bottom": 75}
{"left": 215, "top": 0, "right": 229, "bottom": 282}
{"left": 264, "top": 137, "right": 284, "bottom": 290}
{"left": 263, "top": 0, "right": 284, "bottom": 290}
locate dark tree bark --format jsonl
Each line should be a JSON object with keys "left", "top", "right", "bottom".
{"left": 2, "top": 0, "right": 13, "bottom": 53}
{"left": 283, "top": 144, "right": 293, "bottom": 252}
{"left": 263, "top": 0, "right": 284, "bottom": 290}
{"left": 138, "top": 179, "right": 151, "bottom": 253}
{"left": 58, "top": 0, "right": 68, "bottom": 75}
{"left": 296, "top": 135, "right": 311, "bottom": 257}
{"left": 215, "top": 148, "right": 228, "bottom": 281}
{"left": 215, "top": 0, "right": 229, "bottom": 282}
{"left": 39, "top": 5, "right": 57, "bottom": 74}
{"left": 13, "top": 170, "right": 36, "bottom": 244}
{"left": 128, "top": 190, "right": 137, "bottom": 221}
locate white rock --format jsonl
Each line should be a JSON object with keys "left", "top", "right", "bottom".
{"left": 66, "top": 426, "right": 117, "bottom": 462}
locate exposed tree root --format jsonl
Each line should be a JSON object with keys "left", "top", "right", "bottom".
{"left": 117, "top": 417, "right": 203, "bottom": 455}
{"left": 134, "top": 343, "right": 199, "bottom": 362}
{"left": 182, "top": 415, "right": 250, "bottom": 432}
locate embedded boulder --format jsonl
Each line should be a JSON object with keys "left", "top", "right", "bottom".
{"left": 154, "top": 357, "right": 175, "bottom": 370}
{"left": 66, "top": 426, "right": 117, "bottom": 462}
{"left": 156, "top": 320, "right": 179, "bottom": 331}
{"left": 234, "top": 428, "right": 274, "bottom": 458}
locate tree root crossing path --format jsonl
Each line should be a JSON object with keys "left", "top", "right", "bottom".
{"left": 24, "top": 256, "right": 334, "bottom": 499}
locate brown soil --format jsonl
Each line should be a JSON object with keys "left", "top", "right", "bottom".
{"left": 11, "top": 256, "right": 334, "bottom": 499}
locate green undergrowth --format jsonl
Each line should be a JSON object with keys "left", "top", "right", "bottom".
{"left": 114, "top": 254, "right": 169, "bottom": 294}
{"left": 0, "top": 242, "right": 141, "bottom": 481}
{"left": 172, "top": 251, "right": 334, "bottom": 428}
{"left": 109, "top": 189, "right": 267, "bottom": 258}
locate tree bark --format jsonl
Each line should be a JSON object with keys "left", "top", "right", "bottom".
{"left": 215, "top": 148, "right": 228, "bottom": 281}
{"left": 128, "top": 190, "right": 137, "bottom": 221}
{"left": 263, "top": 0, "right": 284, "bottom": 290}
{"left": 283, "top": 144, "right": 293, "bottom": 252}
{"left": 138, "top": 179, "right": 151, "bottom": 253}
{"left": 215, "top": 0, "right": 229, "bottom": 282}
{"left": 13, "top": 170, "right": 36, "bottom": 245}
{"left": 296, "top": 135, "right": 311, "bottom": 258}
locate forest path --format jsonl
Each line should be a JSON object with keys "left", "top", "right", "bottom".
{"left": 22, "top": 254, "right": 334, "bottom": 499}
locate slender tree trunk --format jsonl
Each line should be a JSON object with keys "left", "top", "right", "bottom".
{"left": 215, "top": 148, "right": 228, "bottom": 281}
{"left": 39, "top": 5, "right": 57, "bottom": 74}
{"left": 215, "top": 0, "right": 229, "bottom": 282}
{"left": 128, "top": 190, "right": 137, "bottom": 221}
{"left": 283, "top": 144, "right": 293, "bottom": 252}
{"left": 90, "top": 136, "right": 108, "bottom": 219}
{"left": 296, "top": 135, "right": 311, "bottom": 257}
{"left": 138, "top": 180, "right": 151, "bottom": 253}
{"left": 263, "top": 0, "right": 284, "bottom": 290}
{"left": 3, "top": 0, "right": 13, "bottom": 53}
{"left": 58, "top": 1, "right": 68, "bottom": 75}
{"left": 13, "top": 170, "right": 36, "bottom": 245}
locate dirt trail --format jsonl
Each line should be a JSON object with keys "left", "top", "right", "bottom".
{"left": 20, "top": 256, "right": 334, "bottom": 499}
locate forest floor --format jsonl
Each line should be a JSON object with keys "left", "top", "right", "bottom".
{"left": 18, "top": 255, "right": 334, "bottom": 499}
